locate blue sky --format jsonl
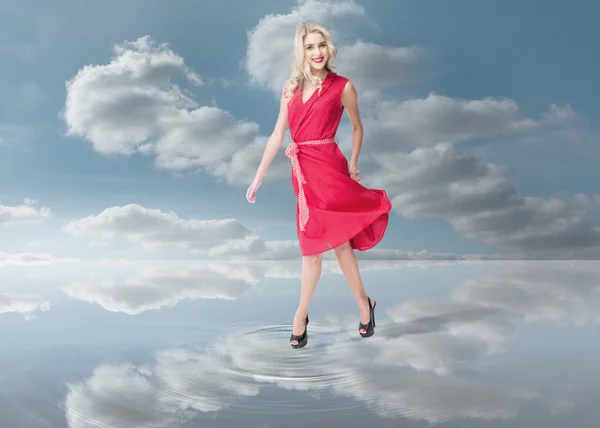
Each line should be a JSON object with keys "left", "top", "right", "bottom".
{"left": 1, "top": 0, "right": 600, "bottom": 261}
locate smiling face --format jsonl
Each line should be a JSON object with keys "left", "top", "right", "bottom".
{"left": 303, "top": 31, "right": 329, "bottom": 72}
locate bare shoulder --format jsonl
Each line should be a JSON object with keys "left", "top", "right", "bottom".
{"left": 341, "top": 79, "right": 358, "bottom": 106}
{"left": 271, "top": 84, "right": 290, "bottom": 137}
{"left": 343, "top": 79, "right": 356, "bottom": 92}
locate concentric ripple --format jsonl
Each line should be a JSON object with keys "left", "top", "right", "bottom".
{"left": 201, "top": 320, "right": 381, "bottom": 417}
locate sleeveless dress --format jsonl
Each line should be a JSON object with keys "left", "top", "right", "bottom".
{"left": 285, "top": 72, "right": 392, "bottom": 256}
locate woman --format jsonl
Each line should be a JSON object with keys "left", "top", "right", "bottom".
{"left": 246, "top": 21, "right": 392, "bottom": 348}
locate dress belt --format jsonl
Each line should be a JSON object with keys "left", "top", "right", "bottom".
{"left": 285, "top": 138, "right": 337, "bottom": 231}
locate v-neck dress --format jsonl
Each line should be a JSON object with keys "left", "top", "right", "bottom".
{"left": 284, "top": 72, "right": 392, "bottom": 256}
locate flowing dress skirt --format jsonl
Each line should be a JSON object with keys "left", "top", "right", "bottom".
{"left": 290, "top": 141, "right": 392, "bottom": 256}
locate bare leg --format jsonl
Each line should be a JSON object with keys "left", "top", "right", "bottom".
{"left": 333, "top": 241, "right": 374, "bottom": 334}
{"left": 290, "top": 253, "right": 323, "bottom": 345}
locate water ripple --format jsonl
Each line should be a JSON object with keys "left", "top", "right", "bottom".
{"left": 206, "top": 321, "right": 375, "bottom": 417}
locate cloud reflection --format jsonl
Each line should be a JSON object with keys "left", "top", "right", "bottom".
{"left": 61, "top": 259, "right": 435, "bottom": 315}
{"left": 62, "top": 261, "right": 600, "bottom": 426}
{"left": 0, "top": 292, "right": 51, "bottom": 320}
{"left": 63, "top": 263, "right": 261, "bottom": 315}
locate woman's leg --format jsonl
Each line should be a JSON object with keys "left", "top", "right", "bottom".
{"left": 290, "top": 253, "right": 323, "bottom": 345}
{"left": 333, "top": 241, "right": 374, "bottom": 334}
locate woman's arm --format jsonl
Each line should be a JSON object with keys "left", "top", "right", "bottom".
{"left": 341, "top": 81, "right": 363, "bottom": 178}
{"left": 253, "top": 89, "right": 290, "bottom": 182}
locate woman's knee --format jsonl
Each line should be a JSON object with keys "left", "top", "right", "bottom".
{"left": 333, "top": 241, "right": 351, "bottom": 255}
{"left": 303, "top": 253, "right": 323, "bottom": 265}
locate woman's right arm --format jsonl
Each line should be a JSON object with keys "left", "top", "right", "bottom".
{"left": 253, "top": 89, "right": 289, "bottom": 182}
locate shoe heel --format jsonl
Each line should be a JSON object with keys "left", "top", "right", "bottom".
{"left": 290, "top": 315, "right": 309, "bottom": 349}
{"left": 373, "top": 301, "right": 376, "bottom": 327}
{"left": 359, "top": 298, "right": 376, "bottom": 338}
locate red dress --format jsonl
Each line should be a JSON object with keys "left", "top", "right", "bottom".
{"left": 285, "top": 72, "right": 392, "bottom": 256}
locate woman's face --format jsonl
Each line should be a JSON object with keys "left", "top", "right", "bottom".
{"left": 303, "top": 32, "right": 329, "bottom": 71}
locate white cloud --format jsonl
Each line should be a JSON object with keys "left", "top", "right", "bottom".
{"left": 0, "top": 198, "right": 51, "bottom": 226}
{"left": 245, "top": 0, "right": 367, "bottom": 93}
{"left": 62, "top": 35, "right": 276, "bottom": 184}
{"left": 365, "top": 144, "right": 600, "bottom": 258}
{"left": 64, "top": 203, "right": 508, "bottom": 261}
{"left": 62, "top": 203, "right": 257, "bottom": 252}
{"left": 360, "top": 94, "right": 574, "bottom": 151}
{"left": 64, "top": 198, "right": 596, "bottom": 261}
{"left": 0, "top": 292, "right": 51, "bottom": 320}
{"left": 244, "top": 0, "right": 422, "bottom": 96}
{"left": 61, "top": 203, "right": 303, "bottom": 259}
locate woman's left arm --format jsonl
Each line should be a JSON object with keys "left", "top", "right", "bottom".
{"left": 341, "top": 80, "right": 363, "bottom": 180}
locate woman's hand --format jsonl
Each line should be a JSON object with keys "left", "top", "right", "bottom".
{"left": 348, "top": 161, "right": 360, "bottom": 182}
{"left": 246, "top": 177, "right": 262, "bottom": 203}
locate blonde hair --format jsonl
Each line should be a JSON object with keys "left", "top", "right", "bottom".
{"left": 284, "top": 21, "right": 337, "bottom": 102}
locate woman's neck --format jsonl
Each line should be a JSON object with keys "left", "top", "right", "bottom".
{"left": 309, "top": 68, "right": 328, "bottom": 81}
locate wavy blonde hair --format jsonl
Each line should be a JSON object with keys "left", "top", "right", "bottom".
{"left": 284, "top": 21, "right": 337, "bottom": 102}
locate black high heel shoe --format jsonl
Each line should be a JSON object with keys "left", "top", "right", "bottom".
{"left": 290, "top": 314, "right": 309, "bottom": 349}
{"left": 359, "top": 297, "right": 376, "bottom": 338}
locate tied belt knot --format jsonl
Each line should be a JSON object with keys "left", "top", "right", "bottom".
{"left": 285, "top": 138, "right": 336, "bottom": 231}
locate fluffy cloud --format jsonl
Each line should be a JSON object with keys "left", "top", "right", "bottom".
{"left": 62, "top": 203, "right": 256, "bottom": 252}
{"left": 66, "top": 198, "right": 596, "bottom": 261}
{"left": 244, "top": 0, "right": 570, "bottom": 143}
{"left": 362, "top": 94, "right": 549, "bottom": 150}
{"left": 62, "top": 36, "right": 287, "bottom": 185}
{"left": 244, "top": 0, "right": 422, "bottom": 95}
{"left": 245, "top": 0, "right": 364, "bottom": 92}
{"left": 0, "top": 198, "right": 51, "bottom": 226}
{"left": 61, "top": 203, "right": 308, "bottom": 260}
{"left": 0, "top": 292, "right": 51, "bottom": 320}
{"left": 366, "top": 144, "right": 600, "bottom": 258}
{"left": 63, "top": 203, "right": 505, "bottom": 261}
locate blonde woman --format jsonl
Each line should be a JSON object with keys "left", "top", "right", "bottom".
{"left": 246, "top": 21, "right": 392, "bottom": 348}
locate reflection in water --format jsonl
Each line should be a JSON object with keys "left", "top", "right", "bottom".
{"left": 1, "top": 261, "right": 600, "bottom": 427}
{"left": 0, "top": 292, "right": 51, "bottom": 320}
